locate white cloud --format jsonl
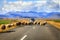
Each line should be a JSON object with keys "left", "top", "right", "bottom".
{"left": 2, "top": 1, "right": 46, "bottom": 13}
{"left": 1, "top": 0, "right": 60, "bottom": 14}
{"left": 2, "top": 1, "right": 33, "bottom": 12}
{"left": 52, "top": 0, "right": 59, "bottom": 4}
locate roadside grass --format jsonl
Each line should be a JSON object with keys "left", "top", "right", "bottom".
{"left": 47, "top": 19, "right": 60, "bottom": 29}
{"left": 47, "top": 19, "right": 60, "bottom": 23}
{"left": 53, "top": 20, "right": 60, "bottom": 22}
{"left": 47, "top": 21, "right": 60, "bottom": 29}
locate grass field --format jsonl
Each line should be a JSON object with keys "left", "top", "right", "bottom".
{"left": 0, "top": 19, "right": 11, "bottom": 24}
{"left": 0, "top": 19, "right": 18, "bottom": 24}
{"left": 47, "top": 19, "right": 60, "bottom": 22}
{"left": 53, "top": 20, "right": 60, "bottom": 22}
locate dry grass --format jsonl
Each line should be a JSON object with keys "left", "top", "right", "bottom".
{"left": 47, "top": 21, "right": 60, "bottom": 29}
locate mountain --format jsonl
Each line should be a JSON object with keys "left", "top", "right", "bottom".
{"left": 8, "top": 11, "right": 60, "bottom": 19}
{"left": 0, "top": 14, "right": 14, "bottom": 18}
{"left": 48, "top": 12, "right": 60, "bottom": 19}
{"left": 0, "top": 11, "right": 60, "bottom": 19}
{"left": 7, "top": 11, "right": 47, "bottom": 18}
{"left": 0, "top": 14, "right": 8, "bottom": 18}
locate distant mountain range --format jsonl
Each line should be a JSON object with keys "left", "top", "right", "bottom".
{"left": 0, "top": 11, "right": 60, "bottom": 19}
{"left": 48, "top": 12, "right": 60, "bottom": 19}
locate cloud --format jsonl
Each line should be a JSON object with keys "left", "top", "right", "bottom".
{"left": 1, "top": 0, "right": 60, "bottom": 14}
{"left": 2, "top": 1, "right": 46, "bottom": 13}
{"left": 2, "top": 1, "right": 33, "bottom": 12}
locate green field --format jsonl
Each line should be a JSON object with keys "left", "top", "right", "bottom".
{"left": 0, "top": 19, "right": 12, "bottom": 24}
{"left": 48, "top": 19, "right": 60, "bottom": 22}
{"left": 53, "top": 20, "right": 60, "bottom": 22}
{"left": 0, "top": 19, "right": 18, "bottom": 24}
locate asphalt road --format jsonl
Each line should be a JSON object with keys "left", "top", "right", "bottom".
{"left": 0, "top": 24, "right": 60, "bottom": 40}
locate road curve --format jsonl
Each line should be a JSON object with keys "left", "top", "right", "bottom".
{"left": 0, "top": 24, "right": 60, "bottom": 40}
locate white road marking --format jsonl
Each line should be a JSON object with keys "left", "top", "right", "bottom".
{"left": 33, "top": 27, "right": 35, "bottom": 29}
{"left": 20, "top": 35, "right": 27, "bottom": 40}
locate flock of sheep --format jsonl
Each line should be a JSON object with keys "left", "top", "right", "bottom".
{"left": 0, "top": 18, "right": 47, "bottom": 32}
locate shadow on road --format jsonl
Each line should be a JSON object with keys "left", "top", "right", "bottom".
{"left": 0, "top": 30, "right": 15, "bottom": 33}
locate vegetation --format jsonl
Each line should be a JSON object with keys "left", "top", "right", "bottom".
{"left": 0, "top": 19, "right": 11, "bottom": 24}
{"left": 0, "top": 19, "right": 18, "bottom": 24}
{"left": 53, "top": 20, "right": 60, "bottom": 22}
{"left": 47, "top": 19, "right": 60, "bottom": 22}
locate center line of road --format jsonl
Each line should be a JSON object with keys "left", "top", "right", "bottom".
{"left": 33, "top": 27, "right": 35, "bottom": 29}
{"left": 20, "top": 35, "right": 27, "bottom": 40}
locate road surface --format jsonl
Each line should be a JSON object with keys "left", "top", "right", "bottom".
{"left": 0, "top": 24, "right": 60, "bottom": 40}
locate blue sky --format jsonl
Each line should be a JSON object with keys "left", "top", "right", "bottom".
{"left": 0, "top": 0, "right": 60, "bottom": 14}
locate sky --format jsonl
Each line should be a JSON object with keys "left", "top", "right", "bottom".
{"left": 0, "top": 0, "right": 60, "bottom": 14}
